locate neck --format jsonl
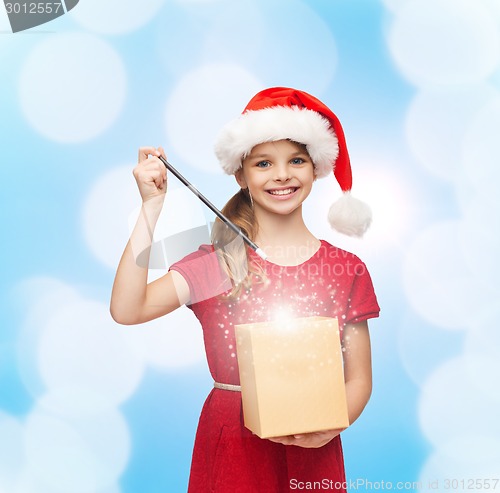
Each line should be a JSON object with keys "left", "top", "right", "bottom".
{"left": 253, "top": 206, "right": 320, "bottom": 265}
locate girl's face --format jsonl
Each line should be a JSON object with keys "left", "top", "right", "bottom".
{"left": 235, "top": 139, "right": 316, "bottom": 218}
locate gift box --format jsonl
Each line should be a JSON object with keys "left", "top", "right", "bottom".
{"left": 235, "top": 316, "right": 349, "bottom": 439}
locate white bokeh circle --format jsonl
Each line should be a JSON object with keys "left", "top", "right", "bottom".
{"left": 70, "top": 0, "right": 166, "bottom": 35}
{"left": 15, "top": 278, "right": 81, "bottom": 398}
{"left": 405, "top": 85, "right": 498, "bottom": 182}
{"left": 0, "top": 5, "right": 11, "bottom": 36}
{"left": 36, "top": 387, "right": 125, "bottom": 419}
{"left": 481, "top": 0, "right": 500, "bottom": 25}
{"left": 125, "top": 305, "right": 206, "bottom": 369}
{"left": 175, "top": 0, "right": 223, "bottom": 3}
{"left": 24, "top": 405, "right": 130, "bottom": 493}
{"left": 160, "top": 0, "right": 336, "bottom": 94}
{"left": 463, "top": 307, "right": 500, "bottom": 403}
{"left": 419, "top": 436, "right": 500, "bottom": 487}
{"left": 10, "top": 473, "right": 55, "bottom": 493}
{"left": 418, "top": 357, "right": 500, "bottom": 448}
{"left": 346, "top": 164, "right": 415, "bottom": 246}
{"left": 458, "top": 198, "right": 500, "bottom": 294}
{"left": 462, "top": 96, "right": 500, "bottom": 210}
{"left": 261, "top": 0, "right": 337, "bottom": 93}
{"left": 82, "top": 165, "right": 140, "bottom": 270}
{"left": 308, "top": 161, "right": 417, "bottom": 263}
{"left": 19, "top": 32, "right": 126, "bottom": 143}
{"left": 380, "top": 0, "right": 412, "bottom": 13}
{"left": 166, "top": 64, "right": 263, "bottom": 174}
{"left": 397, "top": 312, "right": 462, "bottom": 387}
{"left": 201, "top": 1, "right": 264, "bottom": 70}
{"left": 12, "top": 475, "right": 122, "bottom": 493}
{"left": 402, "top": 221, "right": 485, "bottom": 329}
{"left": 153, "top": 187, "right": 207, "bottom": 238}
{"left": 202, "top": 0, "right": 337, "bottom": 95}
{"left": 38, "top": 298, "right": 144, "bottom": 408}
{"left": 387, "top": 0, "right": 500, "bottom": 87}
{"left": 0, "top": 413, "right": 24, "bottom": 491}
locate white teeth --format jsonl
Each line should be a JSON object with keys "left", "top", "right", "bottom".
{"left": 268, "top": 188, "right": 296, "bottom": 196}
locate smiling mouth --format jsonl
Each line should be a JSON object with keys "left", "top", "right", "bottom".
{"left": 267, "top": 187, "right": 298, "bottom": 196}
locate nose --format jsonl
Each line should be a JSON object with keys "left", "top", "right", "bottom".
{"left": 273, "top": 162, "right": 291, "bottom": 182}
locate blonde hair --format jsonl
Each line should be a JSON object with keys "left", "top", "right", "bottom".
{"left": 210, "top": 188, "right": 266, "bottom": 299}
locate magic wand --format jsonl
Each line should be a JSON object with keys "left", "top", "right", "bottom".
{"left": 158, "top": 155, "right": 267, "bottom": 261}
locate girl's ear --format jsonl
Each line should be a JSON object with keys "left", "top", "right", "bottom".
{"left": 312, "top": 161, "right": 319, "bottom": 182}
{"left": 235, "top": 168, "right": 247, "bottom": 188}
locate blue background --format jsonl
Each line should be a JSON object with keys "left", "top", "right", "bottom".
{"left": 1, "top": 1, "right": 500, "bottom": 492}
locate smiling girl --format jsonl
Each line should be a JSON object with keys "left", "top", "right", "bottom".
{"left": 111, "top": 87, "right": 380, "bottom": 492}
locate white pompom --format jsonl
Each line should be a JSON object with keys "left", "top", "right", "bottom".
{"left": 328, "top": 192, "right": 372, "bottom": 237}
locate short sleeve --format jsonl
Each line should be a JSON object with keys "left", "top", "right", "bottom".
{"left": 169, "top": 244, "right": 232, "bottom": 305}
{"left": 344, "top": 259, "right": 380, "bottom": 325}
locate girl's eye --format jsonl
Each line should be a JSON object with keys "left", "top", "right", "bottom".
{"left": 256, "top": 160, "right": 271, "bottom": 168}
{"left": 291, "top": 158, "right": 305, "bottom": 165}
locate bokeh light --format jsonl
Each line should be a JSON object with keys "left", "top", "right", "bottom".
{"left": 125, "top": 306, "right": 206, "bottom": 369}
{"left": 82, "top": 165, "right": 139, "bottom": 270}
{"left": 24, "top": 404, "right": 130, "bottom": 493}
{"left": 405, "top": 85, "right": 498, "bottom": 182}
{"left": 462, "top": 96, "right": 500, "bottom": 210}
{"left": 37, "top": 299, "right": 144, "bottom": 408}
{"left": 165, "top": 63, "right": 262, "bottom": 174}
{"left": 418, "top": 357, "right": 500, "bottom": 448}
{"left": 19, "top": 33, "right": 127, "bottom": 143}
{"left": 15, "top": 278, "right": 82, "bottom": 399}
{"left": 402, "top": 221, "right": 485, "bottom": 330}
{"left": 463, "top": 306, "right": 500, "bottom": 403}
{"left": 0, "top": 413, "right": 24, "bottom": 492}
{"left": 70, "top": 0, "right": 167, "bottom": 35}
{"left": 387, "top": 0, "right": 500, "bottom": 87}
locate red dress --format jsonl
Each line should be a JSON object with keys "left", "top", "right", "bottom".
{"left": 170, "top": 240, "right": 380, "bottom": 492}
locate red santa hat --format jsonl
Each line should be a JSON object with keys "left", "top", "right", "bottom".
{"left": 214, "top": 87, "right": 372, "bottom": 237}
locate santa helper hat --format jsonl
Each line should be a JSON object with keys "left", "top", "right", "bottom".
{"left": 214, "top": 87, "right": 372, "bottom": 237}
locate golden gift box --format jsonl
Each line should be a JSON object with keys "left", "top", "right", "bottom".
{"left": 235, "top": 316, "right": 349, "bottom": 439}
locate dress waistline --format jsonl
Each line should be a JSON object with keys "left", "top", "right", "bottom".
{"left": 213, "top": 381, "right": 242, "bottom": 392}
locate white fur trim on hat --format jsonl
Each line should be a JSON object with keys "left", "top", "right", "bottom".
{"left": 328, "top": 192, "right": 372, "bottom": 237}
{"left": 214, "top": 106, "right": 339, "bottom": 178}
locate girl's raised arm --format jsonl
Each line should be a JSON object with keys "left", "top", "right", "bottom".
{"left": 110, "top": 147, "right": 190, "bottom": 325}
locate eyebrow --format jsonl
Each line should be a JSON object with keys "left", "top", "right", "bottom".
{"left": 246, "top": 150, "right": 308, "bottom": 159}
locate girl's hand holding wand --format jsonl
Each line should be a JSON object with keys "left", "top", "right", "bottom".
{"left": 130, "top": 146, "right": 169, "bottom": 258}
{"left": 134, "top": 146, "right": 168, "bottom": 205}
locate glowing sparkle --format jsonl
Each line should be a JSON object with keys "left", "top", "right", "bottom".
{"left": 272, "top": 306, "right": 295, "bottom": 322}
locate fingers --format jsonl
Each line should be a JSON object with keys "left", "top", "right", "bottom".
{"left": 157, "top": 146, "right": 167, "bottom": 160}
{"left": 137, "top": 146, "right": 167, "bottom": 182}
{"left": 134, "top": 146, "right": 168, "bottom": 201}
{"left": 267, "top": 430, "right": 341, "bottom": 448}
{"left": 138, "top": 146, "right": 161, "bottom": 164}
{"left": 267, "top": 435, "right": 295, "bottom": 446}
{"left": 134, "top": 158, "right": 166, "bottom": 188}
